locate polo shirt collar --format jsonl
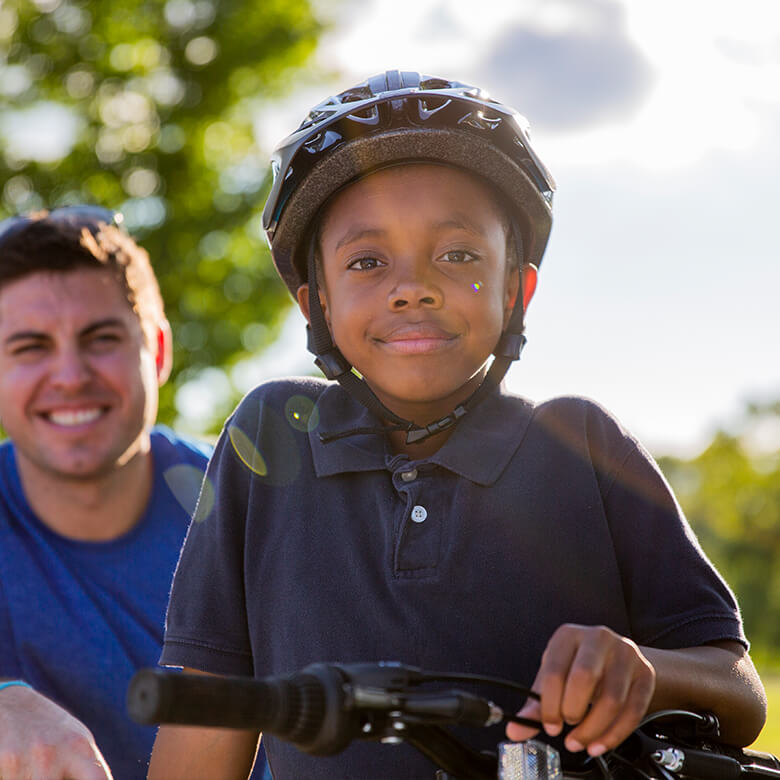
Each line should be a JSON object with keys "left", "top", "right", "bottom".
{"left": 309, "top": 383, "right": 535, "bottom": 486}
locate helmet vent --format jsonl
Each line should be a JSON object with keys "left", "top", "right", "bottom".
{"left": 302, "top": 129, "right": 342, "bottom": 154}
{"left": 345, "top": 105, "right": 381, "bottom": 124}
{"left": 458, "top": 110, "right": 503, "bottom": 132}
{"left": 416, "top": 96, "right": 452, "bottom": 118}
{"left": 340, "top": 85, "right": 374, "bottom": 103}
{"left": 304, "top": 101, "right": 340, "bottom": 128}
{"left": 418, "top": 77, "right": 451, "bottom": 90}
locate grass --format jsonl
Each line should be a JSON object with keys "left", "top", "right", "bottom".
{"left": 751, "top": 674, "right": 780, "bottom": 757}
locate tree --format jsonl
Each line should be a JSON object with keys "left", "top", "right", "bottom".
{"left": 0, "top": 0, "right": 323, "bottom": 429}
{"left": 658, "top": 400, "right": 780, "bottom": 661}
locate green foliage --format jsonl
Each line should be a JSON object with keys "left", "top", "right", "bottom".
{"left": 0, "top": 0, "right": 324, "bottom": 430}
{"left": 752, "top": 673, "right": 780, "bottom": 754}
{"left": 658, "top": 401, "right": 780, "bottom": 658}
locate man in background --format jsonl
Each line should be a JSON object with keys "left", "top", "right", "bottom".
{"left": 0, "top": 208, "right": 213, "bottom": 779}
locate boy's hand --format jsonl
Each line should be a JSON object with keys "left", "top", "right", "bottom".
{"left": 505, "top": 624, "right": 656, "bottom": 757}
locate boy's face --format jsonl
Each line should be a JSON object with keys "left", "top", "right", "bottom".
{"left": 0, "top": 267, "right": 167, "bottom": 482}
{"left": 300, "top": 163, "right": 521, "bottom": 424}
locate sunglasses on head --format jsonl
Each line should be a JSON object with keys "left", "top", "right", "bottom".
{"left": 0, "top": 205, "right": 125, "bottom": 245}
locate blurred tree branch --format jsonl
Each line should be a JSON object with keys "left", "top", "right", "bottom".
{"left": 0, "top": 0, "right": 326, "bottom": 431}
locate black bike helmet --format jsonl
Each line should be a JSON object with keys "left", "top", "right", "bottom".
{"left": 262, "top": 70, "right": 556, "bottom": 444}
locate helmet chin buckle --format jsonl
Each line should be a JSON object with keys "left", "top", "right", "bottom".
{"left": 306, "top": 324, "right": 351, "bottom": 379}
{"left": 405, "top": 405, "right": 467, "bottom": 444}
{"left": 314, "top": 352, "right": 351, "bottom": 380}
{"left": 495, "top": 332, "right": 527, "bottom": 360}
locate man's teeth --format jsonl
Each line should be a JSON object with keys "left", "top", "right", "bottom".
{"left": 48, "top": 409, "right": 102, "bottom": 426}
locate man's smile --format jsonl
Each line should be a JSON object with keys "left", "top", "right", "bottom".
{"left": 40, "top": 405, "right": 108, "bottom": 428}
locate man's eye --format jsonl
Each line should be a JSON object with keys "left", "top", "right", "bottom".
{"left": 441, "top": 250, "right": 478, "bottom": 264}
{"left": 347, "top": 256, "right": 384, "bottom": 271}
{"left": 11, "top": 343, "right": 44, "bottom": 356}
{"left": 88, "top": 332, "right": 122, "bottom": 348}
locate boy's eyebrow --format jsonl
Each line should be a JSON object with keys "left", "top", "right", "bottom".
{"left": 334, "top": 226, "right": 387, "bottom": 251}
{"left": 333, "top": 214, "right": 489, "bottom": 251}
{"left": 432, "top": 213, "right": 489, "bottom": 237}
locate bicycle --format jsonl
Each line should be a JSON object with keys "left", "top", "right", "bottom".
{"left": 128, "top": 661, "right": 780, "bottom": 779}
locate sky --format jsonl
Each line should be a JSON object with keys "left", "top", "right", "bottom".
{"left": 237, "top": 0, "right": 780, "bottom": 457}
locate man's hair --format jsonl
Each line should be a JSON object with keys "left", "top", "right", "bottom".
{"left": 0, "top": 215, "right": 165, "bottom": 342}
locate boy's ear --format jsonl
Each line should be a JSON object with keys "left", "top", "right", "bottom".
{"left": 296, "top": 284, "right": 312, "bottom": 324}
{"left": 296, "top": 283, "right": 330, "bottom": 326}
{"left": 155, "top": 319, "right": 173, "bottom": 386}
{"left": 503, "top": 263, "right": 538, "bottom": 326}
{"left": 521, "top": 263, "right": 538, "bottom": 310}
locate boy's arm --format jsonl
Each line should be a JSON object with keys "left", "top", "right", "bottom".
{"left": 147, "top": 669, "right": 260, "bottom": 780}
{"left": 506, "top": 624, "right": 767, "bottom": 756}
{"left": 643, "top": 639, "right": 766, "bottom": 746}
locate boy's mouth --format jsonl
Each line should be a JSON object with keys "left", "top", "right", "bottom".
{"left": 375, "top": 323, "right": 457, "bottom": 355}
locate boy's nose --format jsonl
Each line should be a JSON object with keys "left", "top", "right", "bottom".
{"left": 388, "top": 267, "right": 443, "bottom": 311}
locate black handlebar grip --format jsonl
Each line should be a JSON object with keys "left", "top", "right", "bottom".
{"left": 127, "top": 665, "right": 356, "bottom": 755}
{"left": 127, "top": 668, "right": 306, "bottom": 732}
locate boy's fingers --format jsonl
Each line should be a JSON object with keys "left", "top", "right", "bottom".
{"left": 505, "top": 698, "right": 541, "bottom": 742}
{"left": 565, "top": 647, "right": 655, "bottom": 755}
{"left": 558, "top": 633, "right": 612, "bottom": 727}
{"left": 536, "top": 626, "right": 581, "bottom": 734}
{"left": 531, "top": 624, "right": 657, "bottom": 755}
{"left": 563, "top": 671, "right": 631, "bottom": 752}
{"left": 575, "top": 672, "right": 655, "bottom": 757}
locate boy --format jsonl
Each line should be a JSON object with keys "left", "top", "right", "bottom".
{"left": 0, "top": 209, "right": 212, "bottom": 779}
{"left": 149, "top": 72, "right": 766, "bottom": 779}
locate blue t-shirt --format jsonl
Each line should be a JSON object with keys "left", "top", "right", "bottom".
{"left": 0, "top": 426, "right": 211, "bottom": 780}
{"left": 163, "top": 378, "right": 746, "bottom": 780}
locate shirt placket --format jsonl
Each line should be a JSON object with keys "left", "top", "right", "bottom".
{"left": 391, "top": 464, "right": 442, "bottom": 576}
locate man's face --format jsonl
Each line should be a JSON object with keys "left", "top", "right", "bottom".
{"left": 307, "top": 163, "right": 519, "bottom": 425}
{"left": 0, "top": 268, "right": 162, "bottom": 482}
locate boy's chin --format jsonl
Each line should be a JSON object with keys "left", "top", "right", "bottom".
{"left": 370, "top": 384, "right": 475, "bottom": 421}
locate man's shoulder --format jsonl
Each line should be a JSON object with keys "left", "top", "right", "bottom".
{"left": 0, "top": 440, "right": 22, "bottom": 524}
{"left": 0, "top": 438, "right": 14, "bottom": 460}
{"left": 150, "top": 425, "right": 213, "bottom": 469}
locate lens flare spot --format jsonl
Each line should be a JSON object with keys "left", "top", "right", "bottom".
{"left": 285, "top": 394, "right": 319, "bottom": 432}
{"left": 471, "top": 281, "right": 482, "bottom": 292}
{"left": 228, "top": 423, "right": 268, "bottom": 476}
{"left": 163, "top": 463, "right": 210, "bottom": 517}
{"left": 191, "top": 476, "right": 216, "bottom": 523}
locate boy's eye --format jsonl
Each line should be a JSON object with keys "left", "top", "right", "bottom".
{"left": 440, "top": 249, "right": 479, "bottom": 264}
{"left": 346, "top": 256, "right": 385, "bottom": 271}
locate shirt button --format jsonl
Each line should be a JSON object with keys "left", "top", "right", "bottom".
{"left": 411, "top": 505, "right": 427, "bottom": 523}
{"left": 400, "top": 469, "right": 418, "bottom": 482}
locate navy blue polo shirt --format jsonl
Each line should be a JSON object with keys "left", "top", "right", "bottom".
{"left": 162, "top": 377, "right": 745, "bottom": 780}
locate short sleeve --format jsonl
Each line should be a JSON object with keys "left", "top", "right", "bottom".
{"left": 160, "top": 408, "right": 255, "bottom": 675}
{"left": 601, "top": 435, "right": 746, "bottom": 649}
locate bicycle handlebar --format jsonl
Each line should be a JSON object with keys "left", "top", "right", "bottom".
{"left": 128, "top": 662, "right": 780, "bottom": 780}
